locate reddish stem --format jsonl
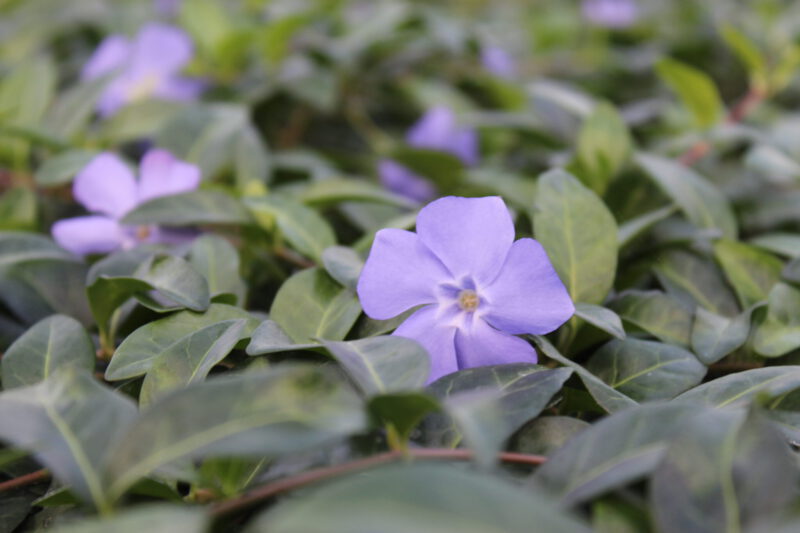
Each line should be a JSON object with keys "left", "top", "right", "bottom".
{"left": 210, "top": 448, "right": 546, "bottom": 518}
{"left": 0, "top": 469, "right": 49, "bottom": 493}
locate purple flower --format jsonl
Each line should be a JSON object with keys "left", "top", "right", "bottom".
{"left": 154, "top": 0, "right": 182, "bottom": 16}
{"left": 82, "top": 23, "right": 201, "bottom": 116}
{"left": 357, "top": 196, "right": 574, "bottom": 383}
{"left": 582, "top": 0, "right": 639, "bottom": 28}
{"left": 379, "top": 106, "right": 479, "bottom": 202}
{"left": 52, "top": 149, "right": 200, "bottom": 256}
{"left": 481, "top": 46, "right": 517, "bottom": 79}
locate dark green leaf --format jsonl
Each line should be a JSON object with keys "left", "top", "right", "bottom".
{"left": 34, "top": 149, "right": 98, "bottom": 187}
{"left": 691, "top": 306, "right": 757, "bottom": 365}
{"left": 122, "top": 190, "right": 254, "bottom": 226}
{"left": 675, "top": 366, "right": 800, "bottom": 407}
{"left": 713, "top": 239, "right": 782, "bottom": 308}
{"left": 299, "top": 179, "right": 416, "bottom": 209}
{"left": 322, "top": 246, "right": 363, "bottom": 291}
{"left": 187, "top": 235, "right": 246, "bottom": 304}
{"left": 654, "top": 249, "right": 740, "bottom": 316}
{"left": 610, "top": 290, "right": 692, "bottom": 347}
{"left": 753, "top": 283, "right": 800, "bottom": 357}
{"left": 47, "top": 505, "right": 207, "bottom": 533}
{"left": 574, "top": 303, "right": 625, "bottom": 339}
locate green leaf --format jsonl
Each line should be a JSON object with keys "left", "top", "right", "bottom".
{"left": 98, "top": 99, "right": 183, "bottom": 145}
{"left": 575, "top": 102, "right": 631, "bottom": 195}
{"left": 250, "top": 463, "right": 590, "bottom": 533}
{"left": 655, "top": 58, "right": 724, "bottom": 128}
{"left": 107, "top": 304, "right": 259, "bottom": 380}
{"left": 782, "top": 256, "right": 800, "bottom": 286}
{"left": 45, "top": 76, "right": 110, "bottom": 139}
{"left": 574, "top": 303, "right": 625, "bottom": 339}
{"left": 635, "top": 153, "right": 737, "bottom": 239}
{"left": 512, "top": 416, "right": 590, "bottom": 456}
{"left": 321, "top": 246, "right": 363, "bottom": 291}
{"left": 534, "top": 169, "right": 618, "bottom": 305}
{"left": 675, "top": 366, "right": 800, "bottom": 407}
{"left": 368, "top": 392, "right": 440, "bottom": 443}
{"left": 106, "top": 365, "right": 366, "bottom": 500}
{"left": 651, "top": 410, "right": 796, "bottom": 533}
{"left": 47, "top": 505, "right": 207, "bottom": 533}
{"left": 720, "top": 25, "right": 768, "bottom": 91}
{"left": 235, "top": 124, "right": 271, "bottom": 187}
{"left": 247, "top": 195, "right": 336, "bottom": 263}
{"left": 753, "top": 283, "right": 800, "bottom": 357}
{"left": 749, "top": 233, "right": 800, "bottom": 258}
{"left": 610, "top": 290, "right": 693, "bottom": 347}
{"left": 0, "top": 57, "right": 56, "bottom": 127}
{"left": 139, "top": 319, "right": 248, "bottom": 407}
{"left": 423, "top": 364, "right": 573, "bottom": 448}
{"left": 121, "top": 190, "right": 254, "bottom": 226}
{"left": 691, "top": 306, "right": 758, "bottom": 365}
{"left": 587, "top": 339, "right": 706, "bottom": 401}
{"left": 533, "top": 403, "right": 703, "bottom": 506}
{"left": 713, "top": 239, "right": 783, "bottom": 308}
{"left": 34, "top": 149, "right": 98, "bottom": 187}
{"left": 0, "top": 232, "right": 77, "bottom": 266}
{"left": 245, "top": 319, "right": 321, "bottom": 355}
{"left": 322, "top": 336, "right": 429, "bottom": 396}
{"left": 0, "top": 188, "right": 36, "bottom": 231}
{"left": 390, "top": 147, "right": 465, "bottom": 190}
{"left": 270, "top": 267, "right": 361, "bottom": 344}
{"left": 745, "top": 144, "right": 800, "bottom": 185}
{"left": 87, "top": 254, "right": 210, "bottom": 343}
{"left": 440, "top": 390, "right": 507, "bottom": 468}
{"left": 299, "top": 178, "right": 417, "bottom": 209}
{"left": 187, "top": 235, "right": 246, "bottom": 304}
{"left": 0, "top": 371, "right": 137, "bottom": 511}
{"left": 654, "top": 249, "right": 741, "bottom": 317}
{"left": 617, "top": 205, "right": 678, "bottom": 247}
{"left": 1, "top": 315, "right": 94, "bottom": 389}
{"left": 534, "top": 336, "right": 637, "bottom": 413}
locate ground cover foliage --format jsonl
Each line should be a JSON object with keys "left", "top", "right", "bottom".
{"left": 2, "top": 0, "right": 800, "bottom": 531}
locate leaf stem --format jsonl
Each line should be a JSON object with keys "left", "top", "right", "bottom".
{"left": 209, "top": 448, "right": 546, "bottom": 518}
{"left": 0, "top": 469, "right": 49, "bottom": 492}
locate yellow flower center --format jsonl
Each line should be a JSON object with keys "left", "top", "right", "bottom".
{"left": 135, "top": 225, "right": 152, "bottom": 241}
{"left": 458, "top": 289, "right": 480, "bottom": 312}
{"left": 126, "top": 73, "right": 160, "bottom": 102}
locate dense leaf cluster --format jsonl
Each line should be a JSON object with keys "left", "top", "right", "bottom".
{"left": 2, "top": 0, "right": 800, "bottom": 532}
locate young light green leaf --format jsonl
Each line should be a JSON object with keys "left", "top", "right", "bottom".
{"left": 636, "top": 153, "right": 737, "bottom": 240}
{"left": 1, "top": 315, "right": 94, "bottom": 389}
{"left": 299, "top": 179, "right": 417, "bottom": 209}
{"left": 753, "top": 283, "right": 800, "bottom": 357}
{"left": 655, "top": 58, "right": 723, "bottom": 128}
{"left": 713, "top": 239, "right": 782, "bottom": 308}
{"left": 270, "top": 267, "right": 361, "bottom": 344}
{"left": 534, "top": 169, "right": 618, "bottom": 305}
{"left": 587, "top": 339, "right": 706, "bottom": 401}
{"left": 720, "top": 25, "right": 768, "bottom": 92}
{"left": 575, "top": 102, "right": 631, "bottom": 195}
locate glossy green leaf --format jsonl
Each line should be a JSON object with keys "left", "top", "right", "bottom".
{"left": 187, "top": 235, "right": 246, "bottom": 304}
{"left": 587, "top": 339, "right": 706, "bottom": 401}
{"left": 749, "top": 233, "right": 800, "bottom": 258}
{"left": 675, "top": 366, "right": 800, "bottom": 407}
{"left": 655, "top": 58, "right": 723, "bottom": 128}
{"left": 691, "top": 306, "right": 757, "bottom": 365}
{"left": 636, "top": 153, "right": 737, "bottom": 239}
{"left": 0, "top": 232, "right": 77, "bottom": 266}
{"left": 534, "top": 169, "right": 618, "bottom": 305}
{"left": 249, "top": 463, "right": 590, "bottom": 533}
{"left": 245, "top": 319, "right": 321, "bottom": 355}
{"left": 512, "top": 416, "right": 590, "bottom": 456}
{"left": 322, "top": 246, "right": 363, "bottom": 291}
{"left": 391, "top": 147, "right": 464, "bottom": 190}
{"left": 617, "top": 205, "right": 678, "bottom": 247}
{"left": 139, "top": 319, "right": 248, "bottom": 406}
{"left": 753, "top": 283, "right": 800, "bottom": 357}
{"left": 107, "top": 304, "right": 259, "bottom": 380}
{"left": 34, "top": 149, "right": 98, "bottom": 187}
{"left": 610, "top": 290, "right": 693, "bottom": 347}
{"left": 322, "top": 336, "right": 429, "bottom": 396}
{"left": 0, "top": 371, "right": 137, "bottom": 511}
{"left": 122, "top": 190, "right": 254, "bottom": 226}
{"left": 299, "top": 179, "right": 416, "bottom": 209}
{"left": 575, "top": 102, "right": 631, "bottom": 195}
{"left": 1, "top": 314, "right": 94, "bottom": 389}
{"left": 533, "top": 403, "right": 703, "bottom": 506}
{"left": 574, "top": 303, "right": 625, "bottom": 339}
{"left": 713, "top": 239, "right": 782, "bottom": 308}
{"left": 270, "top": 267, "right": 361, "bottom": 344}
{"left": 534, "top": 336, "right": 637, "bottom": 413}
{"left": 106, "top": 365, "right": 366, "bottom": 499}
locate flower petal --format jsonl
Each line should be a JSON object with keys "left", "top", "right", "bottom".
{"left": 52, "top": 216, "right": 126, "bottom": 256}
{"left": 451, "top": 129, "right": 479, "bottom": 166}
{"left": 155, "top": 76, "right": 205, "bottom": 102}
{"left": 454, "top": 317, "right": 537, "bottom": 369}
{"left": 482, "top": 238, "right": 575, "bottom": 334}
{"left": 81, "top": 35, "right": 131, "bottom": 80}
{"left": 393, "top": 305, "right": 458, "bottom": 383}
{"left": 73, "top": 153, "right": 138, "bottom": 218}
{"left": 130, "top": 23, "right": 193, "bottom": 76}
{"left": 378, "top": 159, "right": 435, "bottom": 202}
{"left": 406, "top": 106, "right": 456, "bottom": 149}
{"left": 357, "top": 229, "right": 451, "bottom": 320}
{"left": 415, "top": 196, "right": 514, "bottom": 284}
{"left": 138, "top": 149, "right": 201, "bottom": 204}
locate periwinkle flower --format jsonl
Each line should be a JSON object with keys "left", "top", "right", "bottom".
{"left": 481, "top": 45, "right": 517, "bottom": 79}
{"left": 357, "top": 196, "right": 574, "bottom": 382}
{"left": 52, "top": 149, "right": 200, "bottom": 256}
{"left": 82, "top": 23, "right": 201, "bottom": 116}
{"left": 379, "top": 106, "right": 478, "bottom": 202}
{"left": 582, "top": 0, "right": 639, "bottom": 28}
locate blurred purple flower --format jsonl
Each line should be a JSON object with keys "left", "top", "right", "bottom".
{"left": 52, "top": 149, "right": 201, "bottom": 256}
{"left": 380, "top": 106, "right": 478, "bottom": 202}
{"left": 582, "top": 0, "right": 639, "bottom": 28}
{"left": 154, "top": 0, "right": 182, "bottom": 16}
{"left": 481, "top": 45, "right": 517, "bottom": 79}
{"left": 82, "top": 23, "right": 201, "bottom": 116}
{"left": 357, "top": 196, "right": 574, "bottom": 383}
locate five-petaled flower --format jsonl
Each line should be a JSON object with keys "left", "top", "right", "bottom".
{"left": 52, "top": 149, "right": 200, "bottom": 256}
{"left": 379, "top": 106, "right": 478, "bottom": 202}
{"left": 357, "top": 196, "right": 574, "bottom": 383}
{"left": 82, "top": 22, "right": 202, "bottom": 116}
